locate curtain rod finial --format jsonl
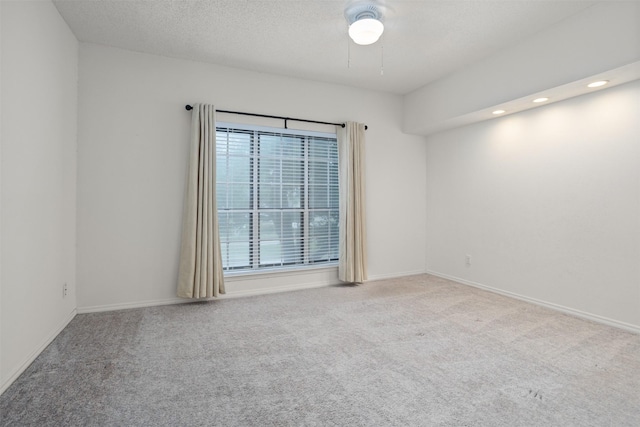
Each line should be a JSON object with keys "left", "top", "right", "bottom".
{"left": 340, "top": 123, "right": 368, "bottom": 130}
{"left": 185, "top": 105, "right": 193, "bottom": 111}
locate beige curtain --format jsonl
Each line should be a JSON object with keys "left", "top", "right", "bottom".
{"left": 337, "top": 122, "right": 368, "bottom": 283}
{"left": 177, "top": 104, "right": 225, "bottom": 298}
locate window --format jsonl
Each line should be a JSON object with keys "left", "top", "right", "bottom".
{"left": 216, "top": 123, "right": 339, "bottom": 272}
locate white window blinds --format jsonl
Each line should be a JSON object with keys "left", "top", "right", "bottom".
{"left": 216, "top": 124, "right": 339, "bottom": 272}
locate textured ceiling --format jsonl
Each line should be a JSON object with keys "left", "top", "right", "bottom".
{"left": 53, "top": 0, "right": 596, "bottom": 94}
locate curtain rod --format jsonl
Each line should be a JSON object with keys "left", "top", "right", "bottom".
{"left": 185, "top": 105, "right": 367, "bottom": 130}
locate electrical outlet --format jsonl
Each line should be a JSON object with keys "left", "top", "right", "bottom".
{"left": 465, "top": 255, "right": 471, "bottom": 267}
{"left": 63, "top": 283, "right": 68, "bottom": 298}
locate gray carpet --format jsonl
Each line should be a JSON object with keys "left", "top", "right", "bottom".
{"left": 1, "top": 274, "right": 639, "bottom": 426}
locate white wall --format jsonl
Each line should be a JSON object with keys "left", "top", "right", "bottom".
{"left": 0, "top": 0, "right": 4, "bottom": 389}
{"left": 425, "top": 80, "right": 640, "bottom": 331}
{"left": 77, "top": 44, "right": 427, "bottom": 311}
{"left": 0, "top": 1, "right": 78, "bottom": 392}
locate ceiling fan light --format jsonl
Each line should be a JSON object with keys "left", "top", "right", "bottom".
{"left": 349, "top": 18, "right": 384, "bottom": 45}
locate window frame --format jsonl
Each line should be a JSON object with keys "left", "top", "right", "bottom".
{"left": 216, "top": 122, "right": 339, "bottom": 275}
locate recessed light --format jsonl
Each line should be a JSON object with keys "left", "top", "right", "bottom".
{"left": 587, "top": 80, "right": 608, "bottom": 88}
{"left": 533, "top": 97, "right": 549, "bottom": 103}
{"left": 492, "top": 110, "right": 506, "bottom": 115}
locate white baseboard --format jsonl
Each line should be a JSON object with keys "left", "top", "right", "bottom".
{"left": 367, "top": 269, "right": 428, "bottom": 282}
{"left": 222, "top": 280, "right": 341, "bottom": 299}
{"left": 76, "top": 268, "right": 429, "bottom": 314}
{"left": 0, "top": 309, "right": 77, "bottom": 396}
{"left": 426, "top": 270, "right": 640, "bottom": 335}
{"left": 77, "top": 297, "right": 191, "bottom": 314}
{"left": 77, "top": 280, "right": 342, "bottom": 314}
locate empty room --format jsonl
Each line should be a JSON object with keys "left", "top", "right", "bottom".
{"left": 1, "top": 0, "right": 639, "bottom": 425}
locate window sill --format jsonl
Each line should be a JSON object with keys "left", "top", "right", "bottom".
{"left": 224, "top": 263, "right": 338, "bottom": 280}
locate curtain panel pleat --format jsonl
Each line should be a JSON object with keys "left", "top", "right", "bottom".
{"left": 337, "top": 122, "right": 368, "bottom": 283}
{"left": 177, "top": 104, "right": 225, "bottom": 298}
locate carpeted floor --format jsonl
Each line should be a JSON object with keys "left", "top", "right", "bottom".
{"left": 1, "top": 274, "right": 639, "bottom": 426}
